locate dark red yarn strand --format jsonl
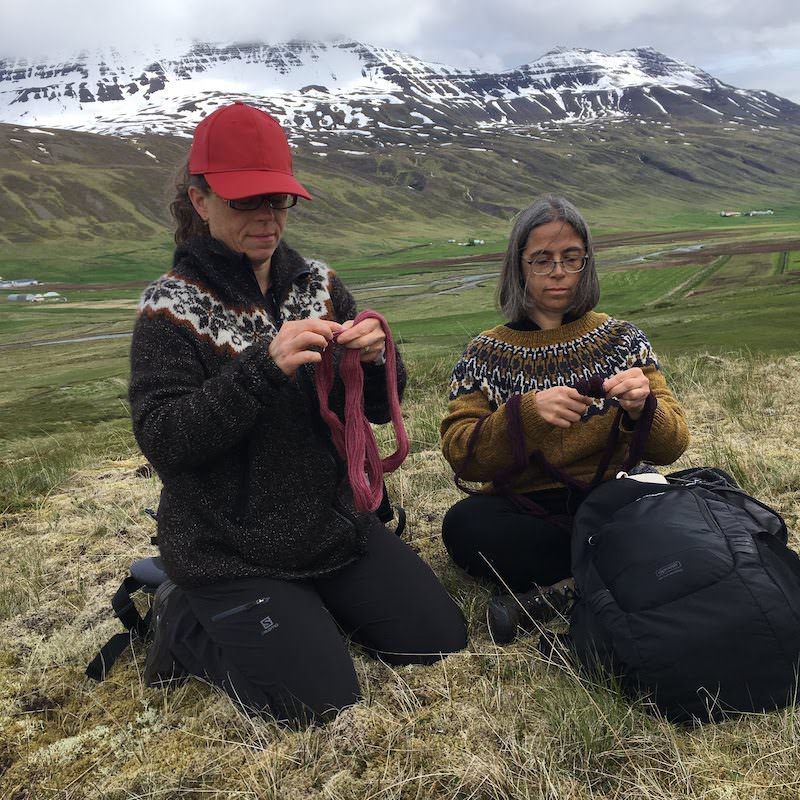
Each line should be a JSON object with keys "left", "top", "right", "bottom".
{"left": 315, "top": 310, "right": 409, "bottom": 513}
{"left": 454, "top": 374, "right": 658, "bottom": 502}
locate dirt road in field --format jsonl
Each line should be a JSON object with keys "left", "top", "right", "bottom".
{"left": 366, "top": 230, "right": 800, "bottom": 273}
{"left": 21, "top": 230, "right": 797, "bottom": 291}
{"left": 6, "top": 229, "right": 796, "bottom": 351}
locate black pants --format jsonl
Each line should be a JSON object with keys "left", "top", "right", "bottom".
{"left": 162, "top": 518, "right": 467, "bottom": 724}
{"left": 442, "top": 489, "right": 587, "bottom": 593}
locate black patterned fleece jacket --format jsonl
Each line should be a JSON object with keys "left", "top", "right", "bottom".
{"left": 129, "top": 236, "right": 406, "bottom": 587}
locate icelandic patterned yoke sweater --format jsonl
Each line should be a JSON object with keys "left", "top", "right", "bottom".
{"left": 440, "top": 311, "right": 689, "bottom": 494}
{"left": 129, "top": 235, "right": 406, "bottom": 588}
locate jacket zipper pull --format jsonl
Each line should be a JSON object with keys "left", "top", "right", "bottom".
{"left": 210, "top": 596, "right": 270, "bottom": 622}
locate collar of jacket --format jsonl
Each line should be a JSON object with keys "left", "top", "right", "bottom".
{"left": 172, "top": 235, "right": 312, "bottom": 307}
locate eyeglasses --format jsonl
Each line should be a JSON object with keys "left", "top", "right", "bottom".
{"left": 524, "top": 254, "right": 588, "bottom": 276}
{"left": 226, "top": 194, "right": 298, "bottom": 211}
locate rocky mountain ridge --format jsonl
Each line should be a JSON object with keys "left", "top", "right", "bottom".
{"left": 2, "top": 40, "right": 798, "bottom": 139}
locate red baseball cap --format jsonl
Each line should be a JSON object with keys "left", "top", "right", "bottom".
{"left": 188, "top": 102, "right": 311, "bottom": 201}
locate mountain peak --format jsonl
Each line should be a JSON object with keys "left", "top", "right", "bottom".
{"left": 521, "top": 46, "right": 714, "bottom": 88}
{"left": 1, "top": 39, "right": 797, "bottom": 137}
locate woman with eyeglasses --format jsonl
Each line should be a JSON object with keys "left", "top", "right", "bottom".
{"left": 128, "top": 102, "right": 466, "bottom": 724}
{"left": 440, "top": 195, "right": 689, "bottom": 643}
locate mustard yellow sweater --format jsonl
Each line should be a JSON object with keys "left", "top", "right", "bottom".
{"left": 440, "top": 312, "right": 689, "bottom": 494}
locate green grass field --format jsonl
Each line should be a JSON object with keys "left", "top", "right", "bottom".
{"left": 2, "top": 221, "right": 798, "bottom": 517}
{"left": 1, "top": 221, "right": 799, "bottom": 797}
{"left": 2, "top": 350, "right": 799, "bottom": 799}
{"left": 3, "top": 108, "right": 800, "bottom": 800}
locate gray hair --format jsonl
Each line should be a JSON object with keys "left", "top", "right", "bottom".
{"left": 497, "top": 194, "right": 600, "bottom": 323}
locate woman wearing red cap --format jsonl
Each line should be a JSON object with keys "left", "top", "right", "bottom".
{"left": 129, "top": 102, "right": 466, "bottom": 724}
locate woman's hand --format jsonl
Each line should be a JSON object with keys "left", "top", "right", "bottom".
{"left": 603, "top": 368, "right": 651, "bottom": 420}
{"left": 268, "top": 319, "right": 342, "bottom": 378}
{"left": 534, "top": 387, "right": 593, "bottom": 428}
{"left": 335, "top": 317, "right": 387, "bottom": 364}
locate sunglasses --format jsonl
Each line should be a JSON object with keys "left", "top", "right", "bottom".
{"left": 226, "top": 194, "right": 298, "bottom": 211}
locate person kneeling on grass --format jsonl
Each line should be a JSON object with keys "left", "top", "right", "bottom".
{"left": 439, "top": 194, "right": 689, "bottom": 644}
{"left": 129, "top": 102, "right": 466, "bottom": 725}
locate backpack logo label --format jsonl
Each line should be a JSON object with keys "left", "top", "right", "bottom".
{"left": 260, "top": 616, "right": 279, "bottom": 635}
{"left": 656, "top": 561, "right": 683, "bottom": 580}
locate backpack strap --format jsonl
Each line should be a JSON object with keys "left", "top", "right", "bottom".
{"left": 375, "top": 482, "right": 407, "bottom": 538}
{"left": 715, "top": 487, "right": 788, "bottom": 543}
{"left": 572, "top": 559, "right": 644, "bottom": 673}
{"left": 666, "top": 466, "right": 739, "bottom": 489}
{"left": 86, "top": 576, "right": 152, "bottom": 681}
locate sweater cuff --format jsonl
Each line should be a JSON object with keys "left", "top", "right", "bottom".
{"left": 360, "top": 358, "right": 390, "bottom": 414}
{"left": 519, "top": 391, "right": 552, "bottom": 444}
{"left": 361, "top": 357, "right": 386, "bottom": 373}
{"left": 366, "top": 349, "right": 386, "bottom": 367}
{"left": 238, "top": 343, "right": 290, "bottom": 396}
{"left": 647, "top": 404, "right": 672, "bottom": 444}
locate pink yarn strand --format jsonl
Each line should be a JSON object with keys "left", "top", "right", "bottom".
{"left": 315, "top": 310, "right": 409, "bottom": 513}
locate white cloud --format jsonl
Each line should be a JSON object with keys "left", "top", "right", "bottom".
{"left": 1, "top": 0, "right": 798, "bottom": 101}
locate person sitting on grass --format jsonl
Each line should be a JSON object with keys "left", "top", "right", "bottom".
{"left": 129, "top": 102, "right": 466, "bottom": 725}
{"left": 439, "top": 194, "right": 689, "bottom": 644}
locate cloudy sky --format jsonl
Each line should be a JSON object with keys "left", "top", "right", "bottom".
{"left": 2, "top": 0, "right": 799, "bottom": 101}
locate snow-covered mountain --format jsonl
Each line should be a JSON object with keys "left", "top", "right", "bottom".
{"left": 1, "top": 40, "right": 798, "bottom": 139}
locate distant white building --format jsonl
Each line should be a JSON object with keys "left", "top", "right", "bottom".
{"left": 722, "top": 209, "right": 775, "bottom": 217}
{"left": 0, "top": 278, "right": 39, "bottom": 288}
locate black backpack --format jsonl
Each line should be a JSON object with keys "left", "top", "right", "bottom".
{"left": 86, "top": 487, "right": 406, "bottom": 681}
{"left": 567, "top": 467, "right": 800, "bottom": 723}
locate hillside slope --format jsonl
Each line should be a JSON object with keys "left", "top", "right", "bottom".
{"left": 1, "top": 352, "right": 799, "bottom": 797}
{"left": 3, "top": 118, "right": 800, "bottom": 267}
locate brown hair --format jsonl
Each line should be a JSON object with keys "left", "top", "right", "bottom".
{"left": 170, "top": 157, "right": 211, "bottom": 245}
{"left": 497, "top": 194, "right": 600, "bottom": 322}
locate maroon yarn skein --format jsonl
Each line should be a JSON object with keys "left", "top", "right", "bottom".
{"left": 315, "top": 310, "right": 409, "bottom": 513}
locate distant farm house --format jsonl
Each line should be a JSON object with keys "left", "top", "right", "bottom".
{"left": 0, "top": 278, "right": 39, "bottom": 288}
{"left": 6, "top": 291, "right": 65, "bottom": 303}
{"left": 719, "top": 209, "right": 774, "bottom": 217}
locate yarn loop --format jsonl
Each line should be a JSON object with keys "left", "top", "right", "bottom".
{"left": 315, "top": 310, "right": 409, "bottom": 513}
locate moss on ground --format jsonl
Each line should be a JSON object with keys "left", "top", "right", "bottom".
{"left": 1, "top": 353, "right": 799, "bottom": 798}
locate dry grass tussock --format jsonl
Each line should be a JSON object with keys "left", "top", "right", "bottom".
{"left": 1, "top": 352, "right": 799, "bottom": 799}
